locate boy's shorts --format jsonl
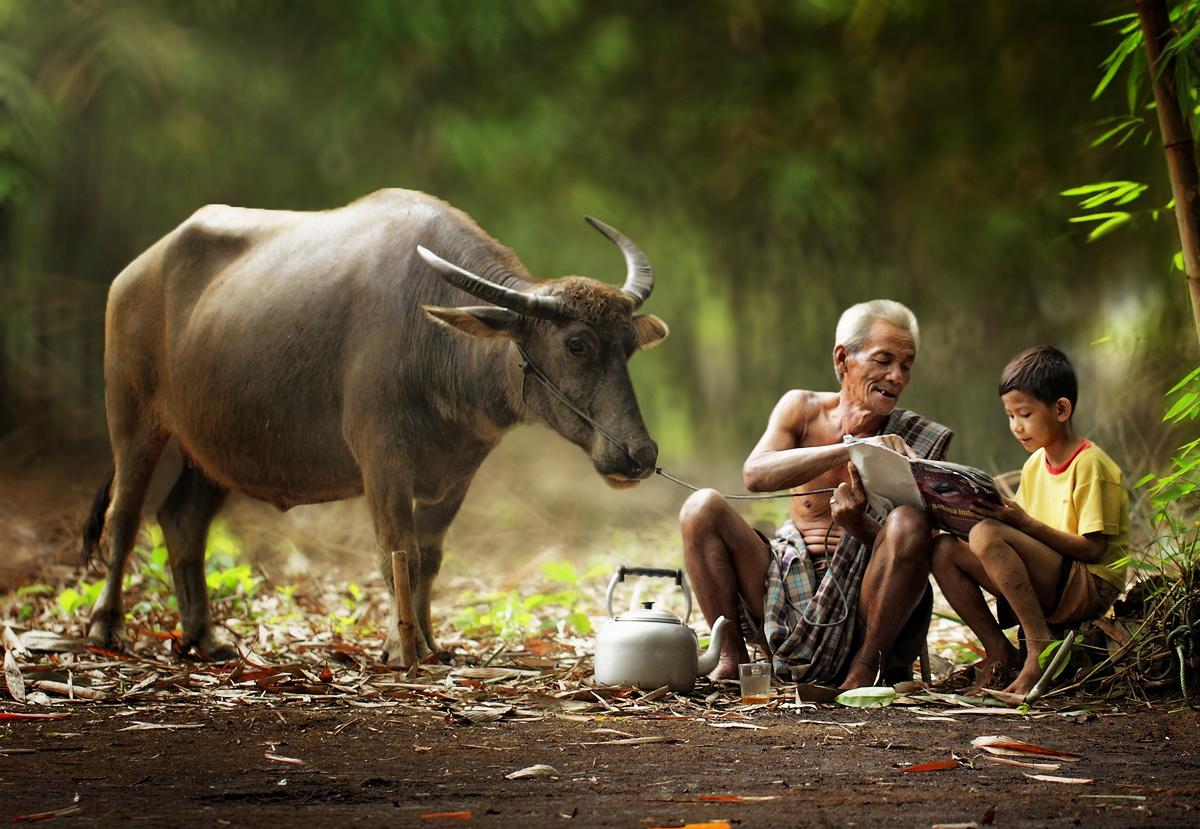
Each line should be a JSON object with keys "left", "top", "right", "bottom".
{"left": 1045, "top": 559, "right": 1121, "bottom": 625}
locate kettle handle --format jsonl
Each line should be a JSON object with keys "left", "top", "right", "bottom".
{"left": 604, "top": 566, "right": 693, "bottom": 623}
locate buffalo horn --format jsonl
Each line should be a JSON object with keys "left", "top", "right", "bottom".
{"left": 416, "top": 246, "right": 564, "bottom": 319}
{"left": 584, "top": 216, "right": 654, "bottom": 307}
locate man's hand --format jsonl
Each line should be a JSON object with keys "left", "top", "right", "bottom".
{"left": 854, "top": 434, "right": 918, "bottom": 459}
{"left": 973, "top": 496, "right": 1031, "bottom": 532}
{"left": 830, "top": 463, "right": 875, "bottom": 542}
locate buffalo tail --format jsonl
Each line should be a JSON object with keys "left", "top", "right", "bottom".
{"left": 80, "top": 465, "right": 115, "bottom": 567}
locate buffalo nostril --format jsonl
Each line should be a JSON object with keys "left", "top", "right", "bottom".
{"left": 629, "top": 441, "right": 658, "bottom": 476}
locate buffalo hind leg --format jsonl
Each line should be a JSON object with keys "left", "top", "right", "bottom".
{"left": 158, "top": 466, "right": 235, "bottom": 660}
{"left": 87, "top": 422, "right": 166, "bottom": 648}
{"left": 413, "top": 478, "right": 473, "bottom": 657}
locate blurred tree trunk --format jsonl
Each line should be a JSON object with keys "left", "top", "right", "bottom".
{"left": 0, "top": 202, "right": 12, "bottom": 436}
{"left": 1137, "top": 0, "right": 1200, "bottom": 348}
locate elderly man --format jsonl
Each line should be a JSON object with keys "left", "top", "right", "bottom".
{"left": 680, "top": 300, "right": 952, "bottom": 689}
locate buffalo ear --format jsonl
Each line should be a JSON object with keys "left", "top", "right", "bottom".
{"left": 633, "top": 314, "right": 669, "bottom": 350}
{"left": 423, "top": 305, "right": 521, "bottom": 339}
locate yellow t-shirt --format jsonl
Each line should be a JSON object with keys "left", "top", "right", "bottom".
{"left": 1013, "top": 441, "right": 1129, "bottom": 590}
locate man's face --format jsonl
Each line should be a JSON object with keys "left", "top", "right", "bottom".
{"left": 836, "top": 321, "right": 916, "bottom": 415}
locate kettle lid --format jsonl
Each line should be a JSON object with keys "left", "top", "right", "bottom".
{"left": 614, "top": 601, "right": 683, "bottom": 624}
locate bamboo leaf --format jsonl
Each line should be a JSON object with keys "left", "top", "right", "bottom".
{"left": 835, "top": 686, "right": 896, "bottom": 708}
{"left": 1088, "top": 213, "right": 1133, "bottom": 240}
{"left": 1163, "top": 391, "right": 1198, "bottom": 421}
{"left": 1165, "top": 365, "right": 1200, "bottom": 393}
{"left": 1093, "top": 34, "right": 1139, "bottom": 100}
{"left": 1060, "top": 181, "right": 1137, "bottom": 196}
{"left": 1127, "top": 49, "right": 1146, "bottom": 114}
{"left": 1092, "top": 13, "right": 1138, "bottom": 27}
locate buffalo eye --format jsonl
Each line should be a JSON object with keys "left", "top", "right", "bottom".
{"left": 565, "top": 336, "right": 588, "bottom": 358}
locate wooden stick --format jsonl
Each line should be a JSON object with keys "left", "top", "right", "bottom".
{"left": 390, "top": 550, "right": 418, "bottom": 669}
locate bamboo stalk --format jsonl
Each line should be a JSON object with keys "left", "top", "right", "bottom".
{"left": 389, "top": 550, "right": 418, "bottom": 669}
{"left": 1137, "top": 0, "right": 1200, "bottom": 348}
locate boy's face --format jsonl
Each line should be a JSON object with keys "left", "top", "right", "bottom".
{"left": 1001, "top": 390, "right": 1071, "bottom": 453}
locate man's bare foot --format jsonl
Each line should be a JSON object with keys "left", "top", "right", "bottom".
{"left": 839, "top": 656, "right": 881, "bottom": 690}
{"left": 968, "top": 655, "right": 1021, "bottom": 694}
{"left": 1001, "top": 664, "right": 1043, "bottom": 697}
{"left": 707, "top": 657, "right": 742, "bottom": 682}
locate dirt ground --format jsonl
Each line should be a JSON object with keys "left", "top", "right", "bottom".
{"left": 3, "top": 456, "right": 1199, "bottom": 827}
{"left": 3, "top": 700, "right": 1198, "bottom": 827}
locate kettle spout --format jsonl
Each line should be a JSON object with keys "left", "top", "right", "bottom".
{"left": 696, "top": 615, "right": 729, "bottom": 676}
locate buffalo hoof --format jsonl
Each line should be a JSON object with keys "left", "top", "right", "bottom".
{"left": 188, "top": 633, "right": 240, "bottom": 662}
{"left": 86, "top": 613, "right": 123, "bottom": 650}
{"left": 381, "top": 630, "right": 439, "bottom": 668}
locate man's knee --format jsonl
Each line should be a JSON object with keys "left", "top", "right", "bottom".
{"left": 879, "top": 505, "right": 932, "bottom": 565}
{"left": 679, "top": 488, "right": 727, "bottom": 537}
{"left": 884, "top": 504, "right": 929, "bottom": 537}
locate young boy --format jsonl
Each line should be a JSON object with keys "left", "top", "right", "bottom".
{"left": 932, "top": 346, "right": 1128, "bottom": 696}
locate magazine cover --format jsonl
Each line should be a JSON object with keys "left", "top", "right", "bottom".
{"left": 846, "top": 440, "right": 1002, "bottom": 538}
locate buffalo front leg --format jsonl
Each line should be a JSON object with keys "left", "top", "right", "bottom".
{"left": 364, "top": 476, "right": 424, "bottom": 664}
{"left": 157, "top": 466, "right": 235, "bottom": 660}
{"left": 413, "top": 478, "right": 473, "bottom": 656}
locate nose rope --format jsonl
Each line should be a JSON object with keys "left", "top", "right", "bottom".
{"left": 514, "top": 344, "right": 836, "bottom": 501}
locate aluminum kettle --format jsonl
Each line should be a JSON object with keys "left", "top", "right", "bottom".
{"left": 593, "top": 566, "right": 728, "bottom": 694}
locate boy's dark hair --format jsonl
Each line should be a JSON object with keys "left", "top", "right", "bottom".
{"left": 998, "top": 345, "right": 1077, "bottom": 408}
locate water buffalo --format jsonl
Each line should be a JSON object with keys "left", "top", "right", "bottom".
{"left": 80, "top": 188, "right": 668, "bottom": 662}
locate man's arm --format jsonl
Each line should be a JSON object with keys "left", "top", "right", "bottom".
{"left": 742, "top": 390, "right": 848, "bottom": 492}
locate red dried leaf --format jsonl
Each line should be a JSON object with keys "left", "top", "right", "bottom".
{"left": 902, "top": 759, "right": 961, "bottom": 773}
{"left": 973, "top": 736, "right": 1082, "bottom": 759}
{"left": 418, "top": 811, "right": 471, "bottom": 820}
{"left": 86, "top": 646, "right": 127, "bottom": 660}
{"left": 319, "top": 665, "right": 333, "bottom": 683}
{"left": 698, "top": 794, "right": 778, "bottom": 803}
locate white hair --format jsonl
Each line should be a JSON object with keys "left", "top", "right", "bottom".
{"left": 834, "top": 299, "right": 919, "bottom": 379}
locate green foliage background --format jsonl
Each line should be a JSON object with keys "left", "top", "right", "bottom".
{"left": 1, "top": 0, "right": 1195, "bottom": 482}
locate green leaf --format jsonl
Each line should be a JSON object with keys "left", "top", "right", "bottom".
{"left": 1174, "top": 251, "right": 1186, "bottom": 272}
{"left": 1164, "top": 391, "right": 1198, "bottom": 421}
{"left": 1066, "top": 210, "right": 1134, "bottom": 241}
{"left": 1093, "top": 34, "right": 1139, "bottom": 101}
{"left": 57, "top": 587, "right": 83, "bottom": 615}
{"left": 1092, "top": 13, "right": 1138, "bottom": 27}
{"left": 15, "top": 583, "right": 53, "bottom": 597}
{"left": 1060, "top": 181, "right": 1135, "bottom": 196}
{"left": 835, "top": 686, "right": 896, "bottom": 708}
{"left": 1166, "top": 365, "right": 1200, "bottom": 394}
{"left": 540, "top": 561, "right": 579, "bottom": 585}
{"left": 567, "top": 610, "right": 592, "bottom": 635}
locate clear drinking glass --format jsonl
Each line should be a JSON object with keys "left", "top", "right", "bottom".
{"left": 738, "top": 662, "right": 771, "bottom": 704}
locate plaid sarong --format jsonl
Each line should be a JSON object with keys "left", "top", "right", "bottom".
{"left": 763, "top": 408, "right": 953, "bottom": 685}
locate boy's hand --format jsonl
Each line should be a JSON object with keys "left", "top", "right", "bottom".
{"left": 973, "top": 496, "right": 1031, "bottom": 531}
{"left": 831, "top": 463, "right": 873, "bottom": 541}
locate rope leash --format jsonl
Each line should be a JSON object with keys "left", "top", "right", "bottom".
{"left": 516, "top": 343, "right": 851, "bottom": 627}
{"left": 515, "top": 343, "right": 836, "bottom": 501}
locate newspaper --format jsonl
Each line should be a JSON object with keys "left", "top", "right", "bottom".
{"left": 845, "top": 439, "right": 1001, "bottom": 539}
